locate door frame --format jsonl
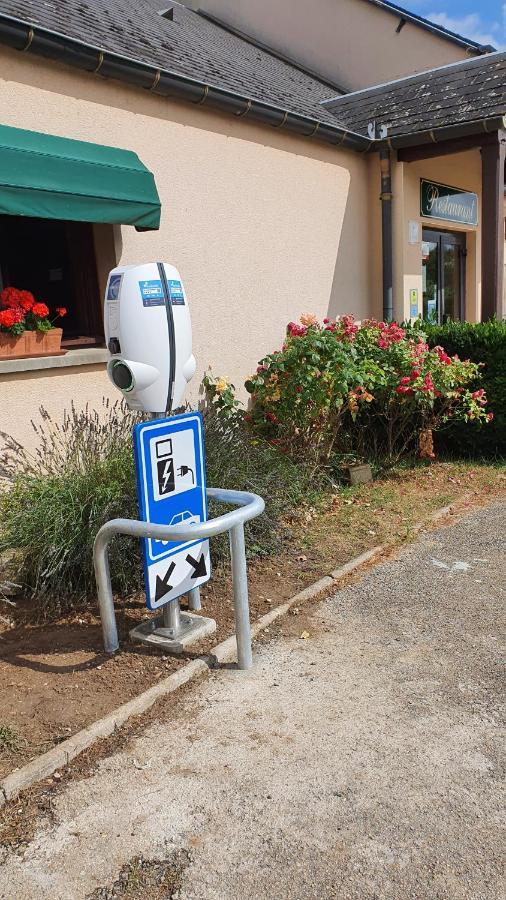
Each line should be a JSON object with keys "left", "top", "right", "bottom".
{"left": 422, "top": 227, "right": 466, "bottom": 322}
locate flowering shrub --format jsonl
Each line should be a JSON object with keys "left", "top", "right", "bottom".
{"left": 202, "top": 372, "right": 241, "bottom": 419}
{"left": 244, "top": 315, "right": 491, "bottom": 465}
{"left": 0, "top": 287, "right": 66, "bottom": 335}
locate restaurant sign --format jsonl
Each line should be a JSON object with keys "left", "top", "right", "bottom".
{"left": 420, "top": 179, "right": 478, "bottom": 227}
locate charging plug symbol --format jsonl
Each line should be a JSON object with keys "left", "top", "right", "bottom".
{"left": 177, "top": 464, "right": 195, "bottom": 484}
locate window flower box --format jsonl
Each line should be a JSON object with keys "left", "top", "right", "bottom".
{"left": 0, "top": 327, "right": 64, "bottom": 360}
{"left": 0, "top": 287, "right": 66, "bottom": 360}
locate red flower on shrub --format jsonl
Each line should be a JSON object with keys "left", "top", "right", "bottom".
{"left": 1, "top": 287, "right": 22, "bottom": 309}
{"left": 341, "top": 314, "right": 359, "bottom": 341}
{"left": 471, "top": 389, "right": 487, "bottom": 406}
{"left": 434, "top": 346, "right": 452, "bottom": 365}
{"left": 422, "top": 373, "right": 435, "bottom": 393}
{"left": 265, "top": 411, "right": 278, "bottom": 423}
{"left": 287, "top": 322, "right": 307, "bottom": 338}
{"left": 487, "top": 412, "right": 494, "bottom": 421}
{"left": 55, "top": 306, "right": 67, "bottom": 317}
{"left": 18, "top": 290, "right": 35, "bottom": 311}
{"left": 32, "top": 302, "right": 50, "bottom": 318}
{"left": 0, "top": 308, "right": 18, "bottom": 328}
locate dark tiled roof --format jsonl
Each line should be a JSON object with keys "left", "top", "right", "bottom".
{"left": 0, "top": 0, "right": 342, "bottom": 127}
{"left": 323, "top": 51, "right": 506, "bottom": 139}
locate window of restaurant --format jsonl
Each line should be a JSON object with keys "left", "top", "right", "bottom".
{"left": 0, "top": 215, "right": 104, "bottom": 348}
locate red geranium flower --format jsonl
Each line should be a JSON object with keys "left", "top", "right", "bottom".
{"left": 1, "top": 287, "right": 21, "bottom": 308}
{"left": 32, "top": 302, "right": 50, "bottom": 318}
{"left": 55, "top": 307, "right": 67, "bottom": 317}
{"left": 18, "top": 290, "right": 35, "bottom": 311}
{"left": 0, "top": 308, "right": 19, "bottom": 328}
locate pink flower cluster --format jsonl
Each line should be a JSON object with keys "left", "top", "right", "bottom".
{"left": 322, "top": 314, "right": 359, "bottom": 340}
{"left": 471, "top": 388, "right": 487, "bottom": 406}
{"left": 434, "top": 345, "right": 453, "bottom": 365}
{"left": 396, "top": 371, "right": 438, "bottom": 397}
{"left": 287, "top": 321, "right": 307, "bottom": 338}
{"left": 377, "top": 321, "right": 406, "bottom": 350}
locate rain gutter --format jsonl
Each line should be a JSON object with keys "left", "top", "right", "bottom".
{"left": 0, "top": 13, "right": 370, "bottom": 153}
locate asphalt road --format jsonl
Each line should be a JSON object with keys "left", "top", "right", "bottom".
{"left": 1, "top": 500, "right": 505, "bottom": 899}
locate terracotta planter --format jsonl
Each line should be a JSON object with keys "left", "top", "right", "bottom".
{"left": 0, "top": 328, "right": 64, "bottom": 360}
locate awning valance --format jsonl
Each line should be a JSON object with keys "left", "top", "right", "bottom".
{"left": 0, "top": 124, "right": 161, "bottom": 231}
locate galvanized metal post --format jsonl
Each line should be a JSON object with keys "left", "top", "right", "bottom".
{"left": 188, "top": 587, "right": 201, "bottom": 611}
{"left": 162, "top": 598, "right": 181, "bottom": 631}
{"left": 229, "top": 522, "right": 253, "bottom": 670}
{"left": 94, "top": 528, "right": 119, "bottom": 654}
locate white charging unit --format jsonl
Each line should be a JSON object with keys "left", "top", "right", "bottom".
{"left": 104, "top": 262, "right": 196, "bottom": 415}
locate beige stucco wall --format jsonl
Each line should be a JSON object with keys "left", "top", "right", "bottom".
{"left": 0, "top": 365, "right": 119, "bottom": 451}
{"left": 197, "top": 0, "right": 471, "bottom": 91}
{"left": 391, "top": 150, "right": 482, "bottom": 322}
{"left": 0, "top": 46, "right": 371, "bottom": 450}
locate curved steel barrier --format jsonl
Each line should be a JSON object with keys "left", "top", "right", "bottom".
{"left": 93, "top": 487, "right": 265, "bottom": 669}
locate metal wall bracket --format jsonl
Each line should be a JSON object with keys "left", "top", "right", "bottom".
{"left": 93, "top": 488, "right": 265, "bottom": 670}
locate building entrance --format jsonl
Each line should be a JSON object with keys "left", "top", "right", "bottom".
{"left": 422, "top": 228, "right": 466, "bottom": 323}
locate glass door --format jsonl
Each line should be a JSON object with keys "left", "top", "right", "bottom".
{"left": 422, "top": 229, "right": 466, "bottom": 323}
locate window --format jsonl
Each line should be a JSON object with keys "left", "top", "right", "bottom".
{"left": 0, "top": 215, "right": 104, "bottom": 348}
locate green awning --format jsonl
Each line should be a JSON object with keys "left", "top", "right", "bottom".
{"left": 0, "top": 124, "right": 161, "bottom": 231}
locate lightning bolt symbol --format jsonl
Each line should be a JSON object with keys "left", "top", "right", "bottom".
{"left": 161, "top": 461, "right": 172, "bottom": 493}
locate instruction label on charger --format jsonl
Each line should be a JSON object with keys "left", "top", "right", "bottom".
{"left": 168, "top": 279, "right": 185, "bottom": 305}
{"left": 139, "top": 279, "right": 165, "bottom": 307}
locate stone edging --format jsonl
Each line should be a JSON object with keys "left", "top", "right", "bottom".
{"left": 0, "top": 497, "right": 469, "bottom": 806}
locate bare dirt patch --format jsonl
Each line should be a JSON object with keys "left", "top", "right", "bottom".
{"left": 0, "top": 460, "right": 504, "bottom": 782}
{"left": 86, "top": 851, "right": 190, "bottom": 900}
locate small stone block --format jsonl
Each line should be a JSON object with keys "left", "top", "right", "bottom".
{"left": 347, "top": 463, "right": 373, "bottom": 485}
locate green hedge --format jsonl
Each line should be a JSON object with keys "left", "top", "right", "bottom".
{"left": 423, "top": 319, "right": 506, "bottom": 457}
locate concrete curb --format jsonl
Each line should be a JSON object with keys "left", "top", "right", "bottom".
{"left": 0, "top": 499, "right": 472, "bottom": 806}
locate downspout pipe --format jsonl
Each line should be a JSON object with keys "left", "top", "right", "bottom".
{"left": 0, "top": 13, "right": 370, "bottom": 153}
{"left": 379, "top": 148, "right": 393, "bottom": 322}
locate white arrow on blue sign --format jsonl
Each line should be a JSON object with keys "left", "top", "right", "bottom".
{"left": 133, "top": 412, "right": 211, "bottom": 610}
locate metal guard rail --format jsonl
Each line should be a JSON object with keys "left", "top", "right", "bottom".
{"left": 93, "top": 487, "right": 265, "bottom": 669}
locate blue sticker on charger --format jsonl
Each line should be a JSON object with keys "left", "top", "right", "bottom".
{"left": 139, "top": 279, "right": 165, "bottom": 307}
{"left": 107, "top": 273, "right": 123, "bottom": 302}
{"left": 168, "top": 279, "right": 185, "bottom": 305}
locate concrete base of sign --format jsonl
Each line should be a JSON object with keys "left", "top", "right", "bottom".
{"left": 129, "top": 610, "right": 216, "bottom": 654}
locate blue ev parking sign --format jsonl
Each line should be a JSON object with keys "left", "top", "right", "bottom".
{"left": 133, "top": 412, "right": 211, "bottom": 609}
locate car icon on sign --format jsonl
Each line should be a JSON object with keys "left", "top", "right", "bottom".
{"left": 159, "top": 511, "right": 201, "bottom": 545}
{"left": 169, "top": 511, "right": 200, "bottom": 527}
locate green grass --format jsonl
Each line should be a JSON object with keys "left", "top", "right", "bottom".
{"left": 0, "top": 725, "right": 22, "bottom": 753}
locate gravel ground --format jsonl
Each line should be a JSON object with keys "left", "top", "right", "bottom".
{"left": 1, "top": 500, "right": 505, "bottom": 900}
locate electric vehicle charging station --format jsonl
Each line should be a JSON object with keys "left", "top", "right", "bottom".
{"left": 96, "top": 262, "right": 265, "bottom": 666}
{"left": 105, "top": 262, "right": 196, "bottom": 415}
